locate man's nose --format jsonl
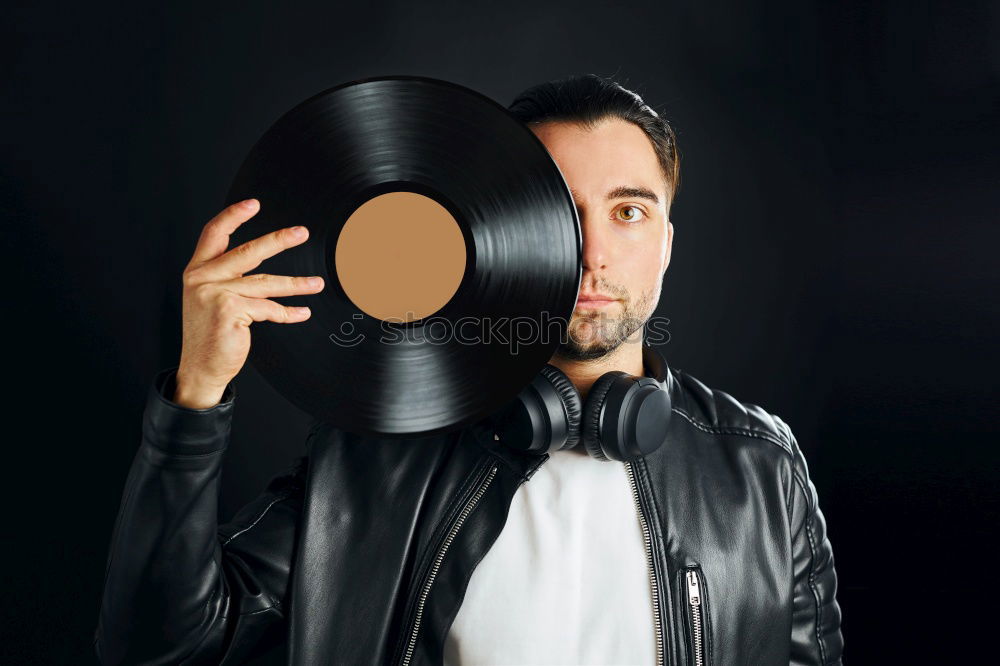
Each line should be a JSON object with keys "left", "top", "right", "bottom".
{"left": 580, "top": 213, "right": 608, "bottom": 271}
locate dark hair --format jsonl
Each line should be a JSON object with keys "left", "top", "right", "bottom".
{"left": 507, "top": 73, "right": 681, "bottom": 208}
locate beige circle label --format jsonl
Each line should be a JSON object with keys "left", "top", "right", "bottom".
{"left": 335, "top": 191, "right": 467, "bottom": 323}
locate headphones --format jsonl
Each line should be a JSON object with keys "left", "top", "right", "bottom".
{"left": 489, "top": 344, "right": 673, "bottom": 462}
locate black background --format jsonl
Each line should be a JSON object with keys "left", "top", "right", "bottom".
{"left": 4, "top": 1, "right": 997, "bottom": 663}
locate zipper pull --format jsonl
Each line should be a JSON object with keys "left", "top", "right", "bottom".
{"left": 686, "top": 570, "right": 701, "bottom": 606}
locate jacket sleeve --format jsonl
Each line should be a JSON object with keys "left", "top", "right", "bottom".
{"left": 780, "top": 418, "right": 844, "bottom": 666}
{"left": 94, "top": 366, "right": 309, "bottom": 665}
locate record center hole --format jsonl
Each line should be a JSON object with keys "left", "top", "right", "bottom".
{"left": 335, "top": 191, "right": 466, "bottom": 323}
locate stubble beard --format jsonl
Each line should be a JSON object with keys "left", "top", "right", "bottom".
{"left": 556, "top": 286, "right": 658, "bottom": 362}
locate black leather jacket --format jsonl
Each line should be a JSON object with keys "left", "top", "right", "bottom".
{"left": 95, "top": 345, "right": 844, "bottom": 665}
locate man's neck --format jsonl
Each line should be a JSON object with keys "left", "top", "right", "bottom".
{"left": 547, "top": 335, "right": 646, "bottom": 401}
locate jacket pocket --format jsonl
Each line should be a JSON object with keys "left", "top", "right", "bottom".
{"left": 680, "top": 564, "right": 713, "bottom": 666}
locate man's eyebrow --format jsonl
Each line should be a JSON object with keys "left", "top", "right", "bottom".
{"left": 569, "top": 185, "right": 660, "bottom": 206}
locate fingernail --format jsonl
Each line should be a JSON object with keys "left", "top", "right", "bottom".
{"left": 291, "top": 225, "right": 308, "bottom": 237}
{"left": 308, "top": 276, "right": 323, "bottom": 287}
{"left": 296, "top": 307, "right": 311, "bottom": 316}
{"left": 241, "top": 198, "right": 257, "bottom": 209}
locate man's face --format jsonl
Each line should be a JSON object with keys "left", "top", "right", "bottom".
{"left": 531, "top": 118, "right": 674, "bottom": 361}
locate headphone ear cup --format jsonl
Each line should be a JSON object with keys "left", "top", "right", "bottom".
{"left": 581, "top": 371, "right": 627, "bottom": 461}
{"left": 538, "top": 364, "right": 583, "bottom": 451}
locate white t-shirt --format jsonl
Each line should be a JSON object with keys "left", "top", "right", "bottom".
{"left": 443, "top": 444, "right": 657, "bottom": 665}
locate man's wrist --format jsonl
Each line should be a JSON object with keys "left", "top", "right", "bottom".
{"left": 173, "top": 372, "right": 228, "bottom": 409}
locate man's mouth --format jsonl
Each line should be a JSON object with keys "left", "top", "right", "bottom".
{"left": 576, "top": 296, "right": 619, "bottom": 309}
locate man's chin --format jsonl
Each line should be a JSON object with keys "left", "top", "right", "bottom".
{"left": 554, "top": 338, "right": 618, "bottom": 362}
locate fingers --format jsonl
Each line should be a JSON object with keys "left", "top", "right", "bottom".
{"left": 199, "top": 223, "right": 309, "bottom": 282}
{"left": 219, "top": 273, "right": 325, "bottom": 299}
{"left": 235, "top": 295, "right": 312, "bottom": 326}
{"left": 188, "top": 199, "right": 260, "bottom": 268}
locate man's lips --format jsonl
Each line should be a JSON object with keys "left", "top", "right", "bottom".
{"left": 578, "top": 292, "right": 616, "bottom": 301}
{"left": 576, "top": 295, "right": 619, "bottom": 308}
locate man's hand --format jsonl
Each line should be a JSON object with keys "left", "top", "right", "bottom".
{"left": 173, "top": 198, "right": 325, "bottom": 408}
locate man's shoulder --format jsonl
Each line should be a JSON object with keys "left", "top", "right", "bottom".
{"left": 665, "top": 366, "right": 796, "bottom": 460}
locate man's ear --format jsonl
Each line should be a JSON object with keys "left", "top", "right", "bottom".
{"left": 662, "top": 220, "right": 674, "bottom": 277}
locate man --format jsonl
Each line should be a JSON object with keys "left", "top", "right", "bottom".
{"left": 95, "top": 74, "right": 843, "bottom": 665}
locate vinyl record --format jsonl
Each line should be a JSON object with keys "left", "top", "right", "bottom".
{"left": 225, "top": 75, "right": 581, "bottom": 438}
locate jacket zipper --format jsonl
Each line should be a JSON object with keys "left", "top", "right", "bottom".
{"left": 624, "top": 460, "right": 665, "bottom": 666}
{"left": 398, "top": 460, "right": 499, "bottom": 666}
{"left": 685, "top": 569, "right": 705, "bottom": 666}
